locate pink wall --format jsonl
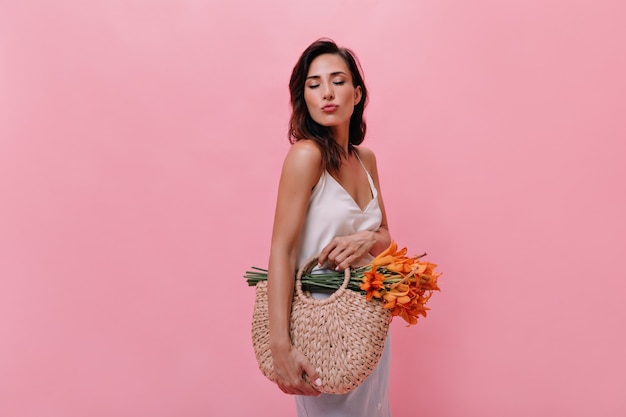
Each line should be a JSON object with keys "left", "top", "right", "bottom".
{"left": 1, "top": 1, "right": 625, "bottom": 416}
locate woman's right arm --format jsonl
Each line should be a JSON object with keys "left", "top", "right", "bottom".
{"left": 267, "top": 140, "right": 323, "bottom": 396}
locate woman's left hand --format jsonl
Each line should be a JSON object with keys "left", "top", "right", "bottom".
{"left": 318, "top": 231, "right": 376, "bottom": 271}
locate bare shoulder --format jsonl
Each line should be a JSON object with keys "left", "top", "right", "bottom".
{"left": 287, "top": 139, "right": 322, "bottom": 161}
{"left": 354, "top": 146, "right": 379, "bottom": 172}
{"left": 281, "top": 140, "right": 323, "bottom": 187}
{"left": 284, "top": 140, "right": 322, "bottom": 170}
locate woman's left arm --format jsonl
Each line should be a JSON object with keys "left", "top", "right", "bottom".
{"left": 318, "top": 147, "right": 391, "bottom": 270}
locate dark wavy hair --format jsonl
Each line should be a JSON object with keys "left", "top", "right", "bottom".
{"left": 288, "top": 39, "right": 368, "bottom": 173}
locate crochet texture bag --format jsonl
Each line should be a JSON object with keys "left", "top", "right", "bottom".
{"left": 251, "top": 256, "right": 392, "bottom": 394}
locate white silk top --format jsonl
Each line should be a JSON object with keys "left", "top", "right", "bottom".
{"left": 296, "top": 156, "right": 383, "bottom": 269}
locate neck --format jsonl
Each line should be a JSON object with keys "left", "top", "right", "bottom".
{"left": 331, "top": 125, "right": 351, "bottom": 154}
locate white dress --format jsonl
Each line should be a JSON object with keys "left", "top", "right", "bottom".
{"left": 294, "top": 154, "right": 392, "bottom": 417}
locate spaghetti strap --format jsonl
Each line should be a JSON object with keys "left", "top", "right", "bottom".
{"left": 353, "top": 150, "right": 369, "bottom": 175}
{"left": 353, "top": 150, "right": 376, "bottom": 200}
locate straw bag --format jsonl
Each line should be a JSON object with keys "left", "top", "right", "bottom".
{"left": 251, "top": 256, "right": 392, "bottom": 394}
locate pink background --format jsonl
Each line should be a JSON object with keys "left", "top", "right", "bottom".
{"left": 1, "top": 1, "right": 625, "bottom": 416}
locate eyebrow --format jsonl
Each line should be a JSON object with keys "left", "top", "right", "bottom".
{"left": 306, "top": 71, "right": 348, "bottom": 80}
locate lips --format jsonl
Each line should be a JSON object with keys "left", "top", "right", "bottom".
{"left": 322, "top": 104, "right": 338, "bottom": 113}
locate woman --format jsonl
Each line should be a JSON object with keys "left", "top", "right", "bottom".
{"left": 267, "top": 39, "right": 393, "bottom": 416}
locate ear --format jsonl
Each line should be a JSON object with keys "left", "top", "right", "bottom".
{"left": 354, "top": 86, "right": 362, "bottom": 106}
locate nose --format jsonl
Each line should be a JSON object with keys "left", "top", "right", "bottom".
{"left": 322, "top": 83, "right": 334, "bottom": 101}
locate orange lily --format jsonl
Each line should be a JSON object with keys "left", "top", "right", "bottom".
{"left": 360, "top": 267, "right": 385, "bottom": 301}
{"left": 371, "top": 241, "right": 407, "bottom": 268}
{"left": 361, "top": 241, "right": 441, "bottom": 326}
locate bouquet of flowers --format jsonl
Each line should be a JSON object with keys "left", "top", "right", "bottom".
{"left": 245, "top": 241, "right": 441, "bottom": 326}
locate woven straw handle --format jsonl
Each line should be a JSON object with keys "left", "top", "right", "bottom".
{"left": 294, "top": 256, "right": 352, "bottom": 304}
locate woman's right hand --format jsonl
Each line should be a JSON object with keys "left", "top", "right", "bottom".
{"left": 272, "top": 344, "right": 322, "bottom": 396}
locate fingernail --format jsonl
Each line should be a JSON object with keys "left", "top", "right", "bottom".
{"left": 315, "top": 378, "right": 322, "bottom": 386}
